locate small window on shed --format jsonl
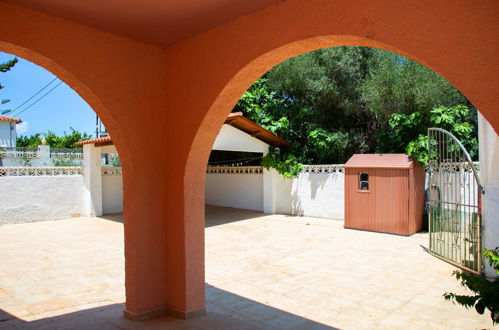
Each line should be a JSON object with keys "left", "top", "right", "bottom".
{"left": 358, "top": 173, "right": 369, "bottom": 191}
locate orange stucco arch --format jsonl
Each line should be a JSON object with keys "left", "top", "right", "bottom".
{"left": 162, "top": 0, "right": 498, "bottom": 319}
{"left": 0, "top": 2, "right": 176, "bottom": 319}
{"left": 0, "top": 0, "right": 497, "bottom": 321}
{"left": 0, "top": 41, "right": 127, "bottom": 159}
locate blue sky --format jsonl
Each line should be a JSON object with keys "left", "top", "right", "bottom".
{"left": 0, "top": 51, "right": 97, "bottom": 137}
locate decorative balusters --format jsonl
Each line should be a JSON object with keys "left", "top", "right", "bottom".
{"left": 102, "top": 167, "right": 122, "bottom": 176}
{"left": 206, "top": 166, "right": 263, "bottom": 174}
{"left": 301, "top": 164, "right": 344, "bottom": 174}
{"left": 0, "top": 147, "right": 39, "bottom": 159}
{"left": 50, "top": 148, "right": 83, "bottom": 159}
{"left": 0, "top": 167, "right": 84, "bottom": 176}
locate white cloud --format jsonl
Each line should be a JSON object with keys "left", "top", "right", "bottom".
{"left": 16, "top": 121, "right": 29, "bottom": 135}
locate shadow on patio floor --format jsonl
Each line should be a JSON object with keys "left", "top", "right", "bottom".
{"left": 205, "top": 205, "right": 268, "bottom": 228}
{"left": 0, "top": 285, "right": 337, "bottom": 330}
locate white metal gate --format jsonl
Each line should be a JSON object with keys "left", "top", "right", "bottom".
{"left": 427, "top": 128, "right": 483, "bottom": 274}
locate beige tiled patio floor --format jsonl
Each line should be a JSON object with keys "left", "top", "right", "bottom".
{"left": 0, "top": 206, "right": 494, "bottom": 329}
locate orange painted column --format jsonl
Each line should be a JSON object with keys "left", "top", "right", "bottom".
{"left": 122, "top": 160, "right": 205, "bottom": 320}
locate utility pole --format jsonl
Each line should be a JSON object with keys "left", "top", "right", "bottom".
{"left": 95, "top": 115, "right": 108, "bottom": 138}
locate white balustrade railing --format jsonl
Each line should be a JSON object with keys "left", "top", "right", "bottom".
{"left": 0, "top": 162, "right": 479, "bottom": 177}
{"left": 425, "top": 161, "right": 480, "bottom": 173}
{"left": 50, "top": 148, "right": 83, "bottom": 159}
{"left": 206, "top": 166, "right": 263, "bottom": 174}
{"left": 102, "top": 167, "right": 122, "bottom": 176}
{"left": 205, "top": 162, "right": 479, "bottom": 175}
{"left": 0, "top": 167, "right": 83, "bottom": 177}
{"left": 0, "top": 147, "right": 39, "bottom": 159}
{"left": 302, "top": 164, "right": 344, "bottom": 174}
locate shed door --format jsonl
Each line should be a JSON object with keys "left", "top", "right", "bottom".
{"left": 373, "top": 169, "right": 409, "bottom": 234}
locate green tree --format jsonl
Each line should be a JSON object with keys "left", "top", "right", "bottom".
{"left": 381, "top": 105, "right": 477, "bottom": 164}
{"left": 17, "top": 128, "right": 92, "bottom": 148}
{"left": 0, "top": 57, "right": 18, "bottom": 115}
{"left": 231, "top": 46, "right": 474, "bottom": 176}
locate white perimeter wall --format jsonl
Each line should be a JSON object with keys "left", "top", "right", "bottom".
{"left": 205, "top": 173, "right": 263, "bottom": 211}
{"left": 0, "top": 175, "right": 89, "bottom": 225}
{"left": 273, "top": 171, "right": 344, "bottom": 219}
{"left": 102, "top": 173, "right": 123, "bottom": 215}
{"left": 205, "top": 167, "right": 344, "bottom": 218}
{"left": 478, "top": 113, "right": 499, "bottom": 277}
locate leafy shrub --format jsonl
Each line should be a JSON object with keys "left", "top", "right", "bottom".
{"left": 444, "top": 248, "right": 499, "bottom": 325}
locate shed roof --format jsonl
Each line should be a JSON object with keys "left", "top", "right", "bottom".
{"left": 0, "top": 115, "right": 22, "bottom": 123}
{"left": 344, "top": 154, "right": 415, "bottom": 169}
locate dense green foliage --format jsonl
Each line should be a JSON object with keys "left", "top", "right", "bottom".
{"left": 232, "top": 47, "right": 476, "bottom": 177}
{"left": 387, "top": 105, "right": 477, "bottom": 164}
{"left": 444, "top": 248, "right": 499, "bottom": 325}
{"left": 0, "top": 57, "right": 18, "bottom": 115}
{"left": 17, "top": 128, "right": 92, "bottom": 148}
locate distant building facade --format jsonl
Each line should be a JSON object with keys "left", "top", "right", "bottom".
{"left": 0, "top": 115, "right": 21, "bottom": 147}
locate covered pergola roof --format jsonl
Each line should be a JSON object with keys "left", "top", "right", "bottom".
{"left": 225, "top": 112, "right": 290, "bottom": 148}
{"left": 75, "top": 113, "right": 290, "bottom": 149}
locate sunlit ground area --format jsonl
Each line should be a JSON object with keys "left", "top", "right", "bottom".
{"left": 0, "top": 206, "right": 493, "bottom": 329}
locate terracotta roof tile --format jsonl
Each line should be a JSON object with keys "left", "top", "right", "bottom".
{"left": 0, "top": 115, "right": 22, "bottom": 123}
{"left": 74, "top": 135, "right": 112, "bottom": 146}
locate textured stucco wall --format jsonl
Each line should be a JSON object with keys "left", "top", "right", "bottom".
{"left": 478, "top": 113, "right": 499, "bottom": 277}
{"left": 103, "top": 173, "right": 124, "bottom": 215}
{"left": 206, "top": 169, "right": 345, "bottom": 219}
{"left": 205, "top": 173, "right": 263, "bottom": 211}
{"left": 274, "top": 172, "right": 345, "bottom": 220}
{"left": 0, "top": 175, "right": 88, "bottom": 225}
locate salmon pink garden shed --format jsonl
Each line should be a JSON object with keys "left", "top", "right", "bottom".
{"left": 344, "top": 154, "right": 425, "bottom": 236}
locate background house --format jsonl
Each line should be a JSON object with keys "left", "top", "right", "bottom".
{"left": 0, "top": 115, "right": 20, "bottom": 147}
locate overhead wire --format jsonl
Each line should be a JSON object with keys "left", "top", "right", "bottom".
{"left": 9, "top": 77, "right": 58, "bottom": 115}
{"left": 12, "top": 81, "right": 63, "bottom": 117}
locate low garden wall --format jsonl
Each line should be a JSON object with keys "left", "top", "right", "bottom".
{"left": 0, "top": 168, "right": 89, "bottom": 225}
{"left": 0, "top": 166, "right": 124, "bottom": 225}
{"left": 205, "top": 165, "right": 345, "bottom": 219}
{"left": 205, "top": 166, "right": 264, "bottom": 211}
{"left": 0, "top": 163, "right": 480, "bottom": 225}
{"left": 273, "top": 165, "right": 344, "bottom": 219}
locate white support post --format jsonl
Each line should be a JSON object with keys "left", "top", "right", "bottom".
{"left": 38, "top": 144, "right": 52, "bottom": 166}
{"left": 478, "top": 113, "right": 499, "bottom": 278}
{"left": 83, "top": 143, "right": 103, "bottom": 217}
{"left": 263, "top": 168, "right": 277, "bottom": 214}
